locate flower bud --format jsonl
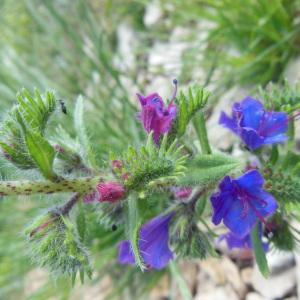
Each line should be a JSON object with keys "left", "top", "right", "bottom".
{"left": 97, "top": 182, "right": 125, "bottom": 203}
{"left": 172, "top": 187, "right": 193, "bottom": 199}
{"left": 112, "top": 160, "right": 123, "bottom": 170}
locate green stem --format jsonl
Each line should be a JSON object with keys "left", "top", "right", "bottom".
{"left": 0, "top": 177, "right": 101, "bottom": 197}
{"left": 192, "top": 112, "right": 212, "bottom": 154}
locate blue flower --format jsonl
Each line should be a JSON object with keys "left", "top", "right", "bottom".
{"left": 219, "top": 97, "right": 288, "bottom": 150}
{"left": 211, "top": 170, "right": 278, "bottom": 237}
{"left": 221, "top": 223, "right": 269, "bottom": 251}
{"left": 137, "top": 93, "right": 177, "bottom": 144}
{"left": 118, "top": 213, "right": 174, "bottom": 270}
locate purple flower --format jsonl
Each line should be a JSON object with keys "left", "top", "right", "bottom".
{"left": 211, "top": 170, "right": 278, "bottom": 237}
{"left": 219, "top": 97, "right": 288, "bottom": 150}
{"left": 118, "top": 213, "right": 174, "bottom": 269}
{"left": 137, "top": 93, "right": 177, "bottom": 144}
{"left": 221, "top": 224, "right": 268, "bottom": 251}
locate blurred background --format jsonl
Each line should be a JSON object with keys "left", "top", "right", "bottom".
{"left": 0, "top": 0, "right": 300, "bottom": 299}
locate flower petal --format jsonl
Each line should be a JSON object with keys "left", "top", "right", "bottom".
{"left": 219, "top": 111, "right": 239, "bottom": 134}
{"left": 235, "top": 170, "right": 264, "bottom": 192}
{"left": 240, "top": 127, "right": 264, "bottom": 150}
{"left": 259, "top": 111, "right": 288, "bottom": 137}
{"left": 250, "top": 190, "right": 278, "bottom": 219}
{"left": 118, "top": 240, "right": 135, "bottom": 265}
{"left": 211, "top": 177, "right": 235, "bottom": 225}
{"left": 223, "top": 199, "right": 257, "bottom": 237}
{"left": 240, "top": 97, "right": 264, "bottom": 130}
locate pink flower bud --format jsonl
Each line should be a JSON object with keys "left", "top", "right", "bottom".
{"left": 121, "top": 172, "right": 130, "bottom": 180}
{"left": 173, "top": 187, "right": 193, "bottom": 199}
{"left": 112, "top": 160, "right": 123, "bottom": 170}
{"left": 97, "top": 182, "right": 125, "bottom": 203}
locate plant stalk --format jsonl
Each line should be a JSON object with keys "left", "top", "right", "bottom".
{"left": 0, "top": 177, "right": 101, "bottom": 197}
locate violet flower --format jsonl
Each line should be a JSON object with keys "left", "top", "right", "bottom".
{"left": 118, "top": 213, "right": 174, "bottom": 269}
{"left": 211, "top": 170, "right": 278, "bottom": 237}
{"left": 221, "top": 224, "right": 268, "bottom": 251}
{"left": 219, "top": 97, "right": 288, "bottom": 150}
{"left": 137, "top": 92, "right": 177, "bottom": 144}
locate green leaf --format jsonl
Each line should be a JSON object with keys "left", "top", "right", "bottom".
{"left": 282, "top": 151, "right": 300, "bottom": 174}
{"left": 128, "top": 195, "right": 145, "bottom": 271}
{"left": 26, "top": 215, "right": 92, "bottom": 280}
{"left": 169, "top": 85, "right": 210, "bottom": 139}
{"left": 74, "top": 96, "right": 97, "bottom": 168}
{"left": 251, "top": 223, "right": 270, "bottom": 278}
{"left": 169, "top": 261, "right": 193, "bottom": 300}
{"left": 179, "top": 153, "right": 240, "bottom": 187}
{"left": 24, "top": 128, "right": 58, "bottom": 181}
{"left": 0, "top": 89, "right": 56, "bottom": 171}
{"left": 76, "top": 202, "right": 86, "bottom": 242}
{"left": 269, "top": 145, "right": 279, "bottom": 165}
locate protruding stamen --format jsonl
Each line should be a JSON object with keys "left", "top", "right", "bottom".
{"left": 171, "top": 79, "right": 178, "bottom": 101}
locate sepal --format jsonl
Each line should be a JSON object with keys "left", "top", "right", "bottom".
{"left": 170, "top": 85, "right": 210, "bottom": 138}
{"left": 115, "top": 133, "right": 188, "bottom": 191}
{"left": 170, "top": 208, "right": 215, "bottom": 259}
{"left": 25, "top": 213, "right": 92, "bottom": 280}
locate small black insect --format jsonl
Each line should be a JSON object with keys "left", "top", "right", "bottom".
{"left": 112, "top": 224, "right": 118, "bottom": 231}
{"left": 59, "top": 99, "right": 67, "bottom": 114}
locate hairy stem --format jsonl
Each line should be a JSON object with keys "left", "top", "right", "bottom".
{"left": 0, "top": 177, "right": 101, "bottom": 197}
{"left": 58, "top": 193, "right": 82, "bottom": 215}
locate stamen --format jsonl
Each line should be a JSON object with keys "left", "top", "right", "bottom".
{"left": 171, "top": 79, "right": 178, "bottom": 101}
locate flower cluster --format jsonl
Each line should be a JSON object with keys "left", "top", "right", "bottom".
{"left": 115, "top": 92, "right": 288, "bottom": 268}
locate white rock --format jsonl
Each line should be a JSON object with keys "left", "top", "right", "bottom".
{"left": 220, "top": 257, "right": 247, "bottom": 298}
{"left": 293, "top": 248, "right": 300, "bottom": 299}
{"left": 241, "top": 267, "right": 253, "bottom": 286}
{"left": 172, "top": 261, "right": 198, "bottom": 300}
{"left": 117, "top": 23, "right": 137, "bottom": 70}
{"left": 149, "top": 273, "right": 170, "bottom": 300}
{"left": 266, "top": 251, "right": 295, "bottom": 274}
{"left": 284, "top": 57, "right": 300, "bottom": 83}
{"left": 148, "top": 40, "right": 186, "bottom": 75}
{"left": 251, "top": 265, "right": 296, "bottom": 299}
{"left": 195, "top": 285, "right": 239, "bottom": 300}
{"left": 71, "top": 275, "right": 112, "bottom": 300}
{"left": 199, "top": 257, "right": 227, "bottom": 285}
{"left": 145, "top": 75, "right": 172, "bottom": 100}
{"left": 245, "top": 292, "right": 270, "bottom": 300}
{"left": 144, "top": 0, "right": 163, "bottom": 27}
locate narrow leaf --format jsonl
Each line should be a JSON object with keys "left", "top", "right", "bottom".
{"left": 169, "top": 261, "right": 193, "bottom": 300}
{"left": 74, "top": 96, "right": 97, "bottom": 168}
{"left": 251, "top": 223, "right": 270, "bottom": 278}
{"left": 128, "top": 195, "right": 145, "bottom": 271}
{"left": 24, "top": 129, "right": 58, "bottom": 181}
